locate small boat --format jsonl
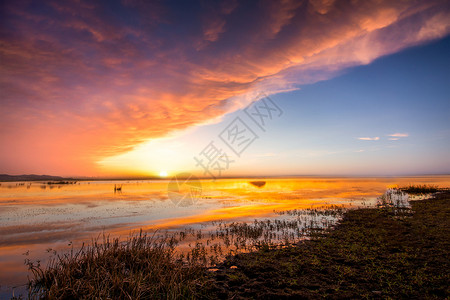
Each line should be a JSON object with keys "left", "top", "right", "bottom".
{"left": 114, "top": 184, "right": 122, "bottom": 192}
{"left": 249, "top": 181, "right": 266, "bottom": 188}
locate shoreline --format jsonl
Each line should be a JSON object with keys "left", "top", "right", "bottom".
{"left": 200, "top": 191, "right": 450, "bottom": 299}
{"left": 22, "top": 189, "right": 450, "bottom": 299}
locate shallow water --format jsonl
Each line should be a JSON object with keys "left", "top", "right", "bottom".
{"left": 1, "top": 176, "right": 449, "bottom": 299}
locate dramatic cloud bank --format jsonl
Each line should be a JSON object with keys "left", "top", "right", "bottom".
{"left": 1, "top": 0, "right": 449, "bottom": 174}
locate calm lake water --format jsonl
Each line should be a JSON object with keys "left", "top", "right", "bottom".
{"left": 1, "top": 176, "right": 449, "bottom": 299}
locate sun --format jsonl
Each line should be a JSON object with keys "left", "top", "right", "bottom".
{"left": 159, "top": 170, "right": 168, "bottom": 177}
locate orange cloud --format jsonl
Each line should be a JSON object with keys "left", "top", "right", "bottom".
{"left": 0, "top": 0, "right": 449, "bottom": 175}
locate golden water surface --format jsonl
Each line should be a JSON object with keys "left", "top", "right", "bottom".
{"left": 0, "top": 176, "right": 449, "bottom": 297}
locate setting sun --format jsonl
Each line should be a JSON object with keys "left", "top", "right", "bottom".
{"left": 159, "top": 171, "right": 168, "bottom": 178}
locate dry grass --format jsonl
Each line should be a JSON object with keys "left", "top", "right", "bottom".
{"left": 25, "top": 205, "right": 347, "bottom": 299}
{"left": 27, "top": 231, "right": 206, "bottom": 299}
{"left": 399, "top": 184, "right": 442, "bottom": 194}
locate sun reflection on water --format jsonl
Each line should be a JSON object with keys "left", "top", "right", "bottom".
{"left": 1, "top": 176, "right": 450, "bottom": 297}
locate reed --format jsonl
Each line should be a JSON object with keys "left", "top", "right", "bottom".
{"left": 398, "top": 184, "right": 441, "bottom": 194}
{"left": 27, "top": 231, "right": 206, "bottom": 299}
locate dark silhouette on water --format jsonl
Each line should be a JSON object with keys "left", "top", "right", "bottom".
{"left": 249, "top": 181, "right": 266, "bottom": 188}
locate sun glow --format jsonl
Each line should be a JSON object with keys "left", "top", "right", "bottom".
{"left": 96, "top": 133, "right": 199, "bottom": 177}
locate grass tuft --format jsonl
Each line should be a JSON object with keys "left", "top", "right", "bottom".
{"left": 27, "top": 231, "right": 206, "bottom": 299}
{"left": 399, "top": 184, "right": 443, "bottom": 194}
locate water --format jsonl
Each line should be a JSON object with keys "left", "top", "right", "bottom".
{"left": 1, "top": 176, "right": 449, "bottom": 299}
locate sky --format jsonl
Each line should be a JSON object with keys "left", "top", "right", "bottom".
{"left": 1, "top": 0, "right": 449, "bottom": 178}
